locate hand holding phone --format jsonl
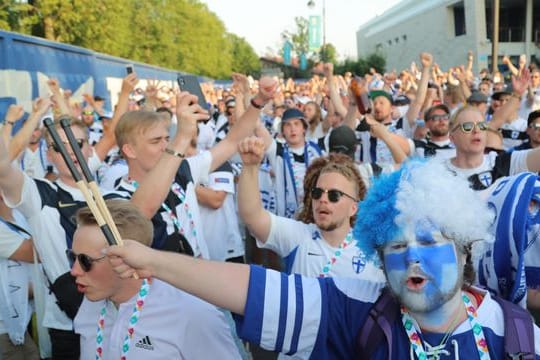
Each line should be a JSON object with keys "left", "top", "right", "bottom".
{"left": 176, "top": 74, "right": 208, "bottom": 110}
{"left": 126, "top": 64, "right": 134, "bottom": 75}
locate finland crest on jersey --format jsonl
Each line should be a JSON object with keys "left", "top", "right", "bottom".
{"left": 477, "top": 171, "right": 493, "bottom": 188}
{"left": 352, "top": 255, "right": 366, "bottom": 274}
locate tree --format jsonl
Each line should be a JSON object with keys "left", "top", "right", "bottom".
{"left": 281, "top": 16, "right": 309, "bottom": 58}
{"left": 319, "top": 43, "right": 336, "bottom": 63}
{"left": 227, "top": 33, "right": 261, "bottom": 77}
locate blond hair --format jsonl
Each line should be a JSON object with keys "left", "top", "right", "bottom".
{"left": 115, "top": 111, "right": 170, "bottom": 157}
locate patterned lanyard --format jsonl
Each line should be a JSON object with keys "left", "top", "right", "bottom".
{"left": 128, "top": 178, "right": 199, "bottom": 252}
{"left": 401, "top": 292, "right": 491, "bottom": 360}
{"left": 317, "top": 231, "right": 354, "bottom": 278}
{"left": 96, "top": 279, "right": 151, "bottom": 360}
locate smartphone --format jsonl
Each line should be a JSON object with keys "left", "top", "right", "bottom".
{"left": 126, "top": 64, "right": 134, "bottom": 75}
{"left": 176, "top": 74, "right": 208, "bottom": 110}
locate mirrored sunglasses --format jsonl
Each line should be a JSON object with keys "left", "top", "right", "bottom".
{"left": 451, "top": 121, "right": 488, "bottom": 133}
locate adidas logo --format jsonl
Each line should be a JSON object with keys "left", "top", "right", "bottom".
{"left": 135, "top": 335, "right": 154, "bottom": 351}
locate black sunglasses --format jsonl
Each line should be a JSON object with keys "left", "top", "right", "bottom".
{"left": 427, "top": 114, "right": 449, "bottom": 121}
{"left": 48, "top": 139, "right": 85, "bottom": 153}
{"left": 311, "top": 187, "right": 357, "bottom": 203}
{"left": 66, "top": 249, "right": 106, "bottom": 272}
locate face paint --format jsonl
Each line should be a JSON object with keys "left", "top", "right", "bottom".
{"left": 382, "top": 224, "right": 462, "bottom": 313}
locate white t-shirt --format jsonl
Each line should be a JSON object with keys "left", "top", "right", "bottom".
{"left": 75, "top": 279, "right": 241, "bottom": 360}
{"left": 199, "top": 161, "right": 244, "bottom": 261}
{"left": 259, "top": 214, "right": 385, "bottom": 281}
{"left": 500, "top": 117, "right": 527, "bottom": 150}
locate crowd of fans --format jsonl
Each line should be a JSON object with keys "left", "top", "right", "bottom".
{"left": 1, "top": 49, "right": 540, "bottom": 359}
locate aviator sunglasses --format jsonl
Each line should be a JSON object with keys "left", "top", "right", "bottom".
{"left": 48, "top": 138, "right": 85, "bottom": 153}
{"left": 311, "top": 187, "right": 357, "bottom": 203}
{"left": 451, "top": 121, "right": 488, "bottom": 133}
{"left": 66, "top": 249, "right": 106, "bottom": 272}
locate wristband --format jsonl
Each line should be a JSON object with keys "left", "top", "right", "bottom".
{"left": 250, "top": 97, "right": 265, "bottom": 110}
{"left": 164, "top": 148, "right": 185, "bottom": 159}
{"left": 6, "top": 121, "right": 15, "bottom": 126}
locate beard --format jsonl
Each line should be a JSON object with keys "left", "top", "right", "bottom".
{"left": 429, "top": 126, "right": 449, "bottom": 137}
{"left": 317, "top": 221, "right": 338, "bottom": 231}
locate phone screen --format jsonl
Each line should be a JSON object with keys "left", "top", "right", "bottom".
{"left": 176, "top": 74, "right": 208, "bottom": 110}
{"left": 126, "top": 64, "right": 134, "bottom": 75}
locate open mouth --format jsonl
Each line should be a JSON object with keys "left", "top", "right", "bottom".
{"left": 76, "top": 283, "right": 87, "bottom": 293}
{"left": 406, "top": 276, "right": 427, "bottom": 290}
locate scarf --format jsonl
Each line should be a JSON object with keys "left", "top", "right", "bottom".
{"left": 478, "top": 172, "right": 540, "bottom": 308}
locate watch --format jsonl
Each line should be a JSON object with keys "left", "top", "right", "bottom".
{"left": 164, "top": 148, "right": 185, "bottom": 159}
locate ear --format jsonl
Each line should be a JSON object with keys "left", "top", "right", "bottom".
{"left": 349, "top": 201, "right": 358, "bottom": 218}
{"left": 122, "top": 143, "right": 137, "bottom": 160}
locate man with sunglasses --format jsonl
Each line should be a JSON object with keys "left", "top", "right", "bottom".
{"left": 70, "top": 200, "right": 242, "bottom": 359}
{"left": 0, "top": 75, "right": 138, "bottom": 359}
{"left": 446, "top": 106, "right": 540, "bottom": 190}
{"left": 511, "top": 109, "right": 540, "bottom": 151}
{"left": 411, "top": 104, "right": 455, "bottom": 159}
{"left": 237, "top": 136, "right": 385, "bottom": 281}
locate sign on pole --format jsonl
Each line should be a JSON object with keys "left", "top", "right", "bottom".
{"left": 309, "top": 15, "right": 322, "bottom": 51}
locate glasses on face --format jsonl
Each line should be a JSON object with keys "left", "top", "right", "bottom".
{"left": 451, "top": 121, "right": 488, "bottom": 133}
{"left": 82, "top": 111, "right": 94, "bottom": 115}
{"left": 530, "top": 123, "right": 540, "bottom": 130}
{"left": 48, "top": 139, "right": 85, "bottom": 153}
{"left": 311, "top": 187, "right": 357, "bottom": 203}
{"left": 427, "top": 114, "right": 449, "bottom": 122}
{"left": 66, "top": 249, "right": 106, "bottom": 272}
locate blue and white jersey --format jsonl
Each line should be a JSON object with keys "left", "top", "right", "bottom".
{"left": 235, "top": 266, "right": 540, "bottom": 359}
{"left": 260, "top": 214, "right": 385, "bottom": 281}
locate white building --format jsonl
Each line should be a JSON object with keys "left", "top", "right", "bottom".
{"left": 356, "top": 0, "right": 540, "bottom": 73}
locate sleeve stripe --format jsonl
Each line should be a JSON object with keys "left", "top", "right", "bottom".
{"left": 287, "top": 274, "right": 304, "bottom": 355}
{"left": 275, "top": 272, "right": 290, "bottom": 351}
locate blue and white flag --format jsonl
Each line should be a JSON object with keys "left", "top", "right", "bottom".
{"left": 478, "top": 172, "right": 540, "bottom": 308}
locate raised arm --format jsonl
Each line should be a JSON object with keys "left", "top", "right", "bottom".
{"left": 106, "top": 240, "right": 250, "bottom": 315}
{"left": 93, "top": 73, "right": 138, "bottom": 161}
{"left": 405, "top": 52, "right": 433, "bottom": 128}
{"left": 490, "top": 69, "right": 529, "bottom": 130}
{"left": 2, "top": 105, "right": 24, "bottom": 150}
{"left": 8, "top": 98, "right": 51, "bottom": 161}
{"left": 502, "top": 55, "right": 519, "bottom": 77}
{"left": 130, "top": 92, "right": 205, "bottom": 219}
{"left": 47, "top": 79, "right": 70, "bottom": 117}
{"left": 237, "top": 136, "right": 272, "bottom": 243}
{"left": 366, "top": 115, "right": 408, "bottom": 164}
{"left": 0, "top": 122, "right": 25, "bottom": 205}
{"left": 323, "top": 63, "right": 347, "bottom": 118}
{"left": 208, "top": 76, "right": 278, "bottom": 172}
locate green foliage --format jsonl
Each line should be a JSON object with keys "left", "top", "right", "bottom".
{"left": 336, "top": 52, "right": 387, "bottom": 76}
{"left": 0, "top": 0, "right": 261, "bottom": 79}
{"left": 319, "top": 43, "right": 336, "bottom": 63}
{"left": 228, "top": 33, "right": 261, "bottom": 77}
{"left": 281, "top": 16, "right": 309, "bottom": 57}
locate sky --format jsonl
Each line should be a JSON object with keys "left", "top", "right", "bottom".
{"left": 199, "top": 0, "right": 403, "bottom": 60}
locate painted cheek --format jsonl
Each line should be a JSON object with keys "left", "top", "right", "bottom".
{"left": 415, "top": 243, "right": 457, "bottom": 280}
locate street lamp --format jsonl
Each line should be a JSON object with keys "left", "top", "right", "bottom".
{"left": 307, "top": 0, "right": 326, "bottom": 48}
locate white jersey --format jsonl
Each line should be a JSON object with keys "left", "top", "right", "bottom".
{"left": 500, "top": 117, "right": 528, "bottom": 150}
{"left": 3, "top": 174, "right": 124, "bottom": 330}
{"left": 18, "top": 139, "right": 50, "bottom": 178}
{"left": 75, "top": 279, "right": 241, "bottom": 360}
{"left": 259, "top": 214, "right": 385, "bottom": 281}
{"left": 199, "top": 161, "right": 244, "bottom": 261}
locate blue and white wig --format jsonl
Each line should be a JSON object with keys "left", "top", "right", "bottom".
{"left": 353, "top": 159, "right": 494, "bottom": 263}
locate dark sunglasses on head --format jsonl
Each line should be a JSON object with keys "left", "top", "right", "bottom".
{"left": 311, "top": 187, "right": 357, "bottom": 203}
{"left": 427, "top": 114, "right": 449, "bottom": 121}
{"left": 48, "top": 139, "right": 85, "bottom": 153}
{"left": 66, "top": 249, "right": 106, "bottom": 272}
{"left": 451, "top": 121, "right": 488, "bottom": 133}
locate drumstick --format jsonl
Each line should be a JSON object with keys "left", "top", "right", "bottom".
{"left": 43, "top": 118, "right": 121, "bottom": 246}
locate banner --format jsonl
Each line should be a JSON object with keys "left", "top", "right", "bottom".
{"left": 283, "top": 40, "right": 292, "bottom": 65}
{"left": 309, "top": 15, "right": 322, "bottom": 51}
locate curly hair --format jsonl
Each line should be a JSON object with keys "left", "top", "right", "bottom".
{"left": 297, "top": 153, "right": 366, "bottom": 226}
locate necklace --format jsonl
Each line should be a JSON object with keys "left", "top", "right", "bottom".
{"left": 318, "top": 231, "right": 354, "bottom": 278}
{"left": 96, "top": 278, "right": 151, "bottom": 359}
{"left": 401, "top": 292, "right": 491, "bottom": 360}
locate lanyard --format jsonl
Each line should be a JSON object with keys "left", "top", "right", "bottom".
{"left": 401, "top": 292, "right": 490, "bottom": 359}
{"left": 316, "top": 230, "right": 354, "bottom": 278}
{"left": 128, "top": 178, "right": 200, "bottom": 253}
{"left": 96, "top": 279, "right": 151, "bottom": 359}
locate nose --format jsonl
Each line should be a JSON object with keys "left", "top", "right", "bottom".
{"left": 70, "top": 258, "right": 83, "bottom": 277}
{"left": 405, "top": 245, "right": 421, "bottom": 264}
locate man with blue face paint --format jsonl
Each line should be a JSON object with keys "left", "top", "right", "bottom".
{"left": 102, "top": 160, "right": 540, "bottom": 359}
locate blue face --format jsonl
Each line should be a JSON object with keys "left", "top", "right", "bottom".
{"left": 383, "top": 225, "right": 461, "bottom": 313}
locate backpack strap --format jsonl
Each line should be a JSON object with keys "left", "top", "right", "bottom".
{"left": 356, "top": 287, "right": 399, "bottom": 359}
{"left": 493, "top": 295, "right": 535, "bottom": 359}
